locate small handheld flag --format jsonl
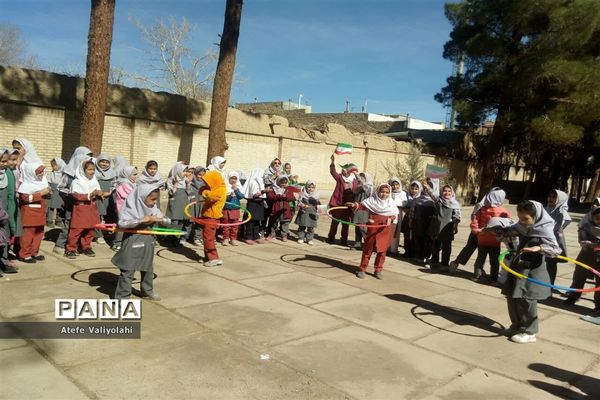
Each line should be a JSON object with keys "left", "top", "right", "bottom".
{"left": 334, "top": 143, "right": 353, "bottom": 155}
{"left": 425, "top": 164, "right": 449, "bottom": 179}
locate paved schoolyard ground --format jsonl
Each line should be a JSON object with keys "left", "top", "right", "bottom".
{"left": 1, "top": 205, "right": 599, "bottom": 399}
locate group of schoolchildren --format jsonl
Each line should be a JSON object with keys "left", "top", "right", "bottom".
{"left": 2, "top": 141, "right": 599, "bottom": 339}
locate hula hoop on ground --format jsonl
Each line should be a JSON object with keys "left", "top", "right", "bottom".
{"left": 498, "top": 250, "right": 600, "bottom": 293}
{"left": 183, "top": 201, "right": 252, "bottom": 227}
{"left": 326, "top": 206, "right": 392, "bottom": 229}
{"left": 94, "top": 223, "right": 185, "bottom": 236}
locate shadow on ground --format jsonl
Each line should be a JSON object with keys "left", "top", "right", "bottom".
{"left": 385, "top": 293, "right": 505, "bottom": 338}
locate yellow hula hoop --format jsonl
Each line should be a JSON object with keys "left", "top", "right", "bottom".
{"left": 183, "top": 201, "right": 252, "bottom": 227}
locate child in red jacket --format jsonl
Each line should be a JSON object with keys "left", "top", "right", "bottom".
{"left": 66, "top": 159, "right": 109, "bottom": 259}
{"left": 265, "top": 175, "right": 299, "bottom": 241}
{"left": 17, "top": 163, "right": 50, "bottom": 263}
{"left": 470, "top": 188, "right": 510, "bottom": 282}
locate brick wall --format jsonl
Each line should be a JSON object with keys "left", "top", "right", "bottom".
{"left": 0, "top": 66, "right": 480, "bottom": 200}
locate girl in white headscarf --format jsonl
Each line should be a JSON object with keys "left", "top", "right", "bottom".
{"left": 65, "top": 158, "right": 103, "bottom": 259}
{"left": 495, "top": 200, "right": 561, "bottom": 344}
{"left": 112, "top": 183, "right": 170, "bottom": 301}
{"left": 17, "top": 162, "right": 50, "bottom": 263}
{"left": 46, "top": 158, "right": 65, "bottom": 226}
{"left": 12, "top": 138, "right": 43, "bottom": 168}
{"left": 295, "top": 180, "right": 321, "bottom": 245}
{"left": 423, "top": 183, "right": 461, "bottom": 270}
{"left": 94, "top": 155, "right": 116, "bottom": 244}
{"left": 545, "top": 189, "right": 572, "bottom": 284}
{"left": 469, "top": 188, "right": 510, "bottom": 281}
{"left": 243, "top": 168, "right": 267, "bottom": 244}
{"left": 165, "top": 162, "right": 190, "bottom": 246}
{"left": 207, "top": 156, "right": 227, "bottom": 179}
{"left": 388, "top": 177, "right": 408, "bottom": 255}
{"left": 221, "top": 171, "right": 245, "bottom": 246}
{"left": 350, "top": 183, "right": 399, "bottom": 280}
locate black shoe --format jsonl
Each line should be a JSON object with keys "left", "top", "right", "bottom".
{"left": 564, "top": 297, "right": 577, "bottom": 305}
{"left": 33, "top": 255, "right": 45, "bottom": 261}
{"left": 19, "top": 257, "right": 37, "bottom": 264}
{"left": 2, "top": 266, "right": 19, "bottom": 273}
{"left": 64, "top": 251, "right": 77, "bottom": 259}
{"left": 83, "top": 249, "right": 96, "bottom": 257}
{"left": 325, "top": 238, "right": 335, "bottom": 244}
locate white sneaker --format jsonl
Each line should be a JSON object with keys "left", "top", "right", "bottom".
{"left": 53, "top": 246, "right": 64, "bottom": 254}
{"left": 510, "top": 333, "right": 537, "bottom": 344}
{"left": 298, "top": 239, "right": 304, "bottom": 244}
{"left": 203, "top": 259, "right": 221, "bottom": 267}
{"left": 222, "top": 239, "right": 230, "bottom": 247}
{"left": 97, "top": 237, "right": 106, "bottom": 244}
{"left": 307, "top": 240, "right": 314, "bottom": 245}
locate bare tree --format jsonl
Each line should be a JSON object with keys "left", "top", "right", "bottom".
{"left": 0, "top": 23, "right": 38, "bottom": 68}
{"left": 383, "top": 141, "right": 425, "bottom": 184}
{"left": 206, "top": 0, "right": 243, "bottom": 162}
{"left": 80, "top": 0, "right": 116, "bottom": 155}
{"left": 132, "top": 17, "right": 217, "bottom": 100}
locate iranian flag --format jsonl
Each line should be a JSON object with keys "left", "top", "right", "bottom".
{"left": 425, "top": 164, "right": 449, "bottom": 179}
{"left": 334, "top": 143, "right": 353, "bottom": 155}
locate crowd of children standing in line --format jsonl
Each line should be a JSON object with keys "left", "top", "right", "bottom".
{"left": 1, "top": 141, "right": 598, "bottom": 334}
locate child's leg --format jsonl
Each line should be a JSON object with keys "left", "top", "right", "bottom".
{"left": 18, "top": 227, "right": 34, "bottom": 259}
{"left": 359, "top": 249, "right": 373, "bottom": 272}
{"left": 516, "top": 298, "right": 539, "bottom": 334}
{"left": 202, "top": 221, "right": 219, "bottom": 261}
{"left": 454, "top": 232, "right": 478, "bottom": 265}
{"left": 31, "top": 226, "right": 44, "bottom": 257}
{"left": 430, "top": 238, "right": 441, "bottom": 264}
{"left": 566, "top": 267, "right": 592, "bottom": 302}
{"left": 306, "top": 227, "right": 315, "bottom": 241}
{"left": 46, "top": 208, "right": 54, "bottom": 226}
{"left": 374, "top": 251, "right": 387, "bottom": 272}
{"left": 194, "top": 223, "right": 203, "bottom": 242}
{"left": 222, "top": 222, "right": 231, "bottom": 242}
{"left": 297, "top": 226, "right": 306, "bottom": 240}
{"left": 140, "top": 266, "right": 155, "bottom": 296}
{"left": 473, "top": 247, "right": 487, "bottom": 275}
{"left": 441, "top": 238, "right": 452, "bottom": 266}
{"left": 489, "top": 247, "right": 500, "bottom": 281}
{"left": 230, "top": 222, "right": 240, "bottom": 242}
{"left": 280, "top": 220, "right": 291, "bottom": 238}
{"left": 546, "top": 258, "right": 558, "bottom": 285}
{"left": 55, "top": 209, "right": 71, "bottom": 250}
{"left": 66, "top": 227, "right": 83, "bottom": 252}
{"left": 115, "top": 269, "right": 135, "bottom": 299}
{"left": 506, "top": 297, "right": 520, "bottom": 331}
{"left": 80, "top": 229, "right": 95, "bottom": 250}
{"left": 339, "top": 209, "right": 350, "bottom": 245}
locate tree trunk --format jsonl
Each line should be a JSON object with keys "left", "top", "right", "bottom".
{"left": 584, "top": 166, "right": 600, "bottom": 203}
{"left": 80, "top": 0, "right": 115, "bottom": 155}
{"left": 206, "top": 0, "right": 243, "bottom": 165}
{"left": 478, "top": 102, "right": 509, "bottom": 198}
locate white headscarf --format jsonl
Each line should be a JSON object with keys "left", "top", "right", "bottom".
{"left": 0, "top": 147, "right": 10, "bottom": 189}
{"left": 301, "top": 180, "right": 320, "bottom": 202}
{"left": 408, "top": 180, "right": 423, "bottom": 201}
{"left": 14, "top": 138, "right": 42, "bottom": 165}
{"left": 579, "top": 209, "right": 600, "bottom": 241}
{"left": 388, "top": 176, "right": 407, "bottom": 207}
{"left": 361, "top": 183, "right": 400, "bottom": 217}
{"left": 137, "top": 161, "right": 163, "bottom": 186}
{"left": 263, "top": 158, "right": 282, "bottom": 186}
{"left": 545, "top": 189, "right": 572, "bottom": 227}
{"left": 167, "top": 162, "right": 188, "bottom": 191}
{"left": 115, "top": 165, "right": 137, "bottom": 186}
{"left": 17, "top": 163, "right": 48, "bottom": 195}
{"left": 119, "top": 183, "right": 163, "bottom": 222}
{"left": 95, "top": 154, "right": 116, "bottom": 180}
{"left": 47, "top": 158, "right": 66, "bottom": 185}
{"left": 226, "top": 170, "right": 240, "bottom": 194}
{"left": 64, "top": 146, "right": 93, "bottom": 177}
{"left": 244, "top": 168, "right": 265, "bottom": 198}
{"left": 208, "top": 156, "right": 226, "bottom": 174}
{"left": 70, "top": 158, "right": 101, "bottom": 194}
{"left": 514, "top": 201, "right": 556, "bottom": 239}
{"left": 273, "top": 175, "right": 289, "bottom": 195}
{"left": 472, "top": 187, "right": 504, "bottom": 217}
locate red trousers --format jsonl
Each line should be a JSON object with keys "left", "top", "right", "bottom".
{"left": 221, "top": 210, "right": 240, "bottom": 240}
{"left": 202, "top": 219, "right": 219, "bottom": 260}
{"left": 19, "top": 226, "right": 44, "bottom": 259}
{"left": 328, "top": 208, "right": 352, "bottom": 243}
{"left": 67, "top": 228, "right": 94, "bottom": 252}
{"left": 359, "top": 247, "right": 387, "bottom": 273}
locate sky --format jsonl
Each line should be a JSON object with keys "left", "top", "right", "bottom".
{"left": 1, "top": 0, "right": 455, "bottom": 122}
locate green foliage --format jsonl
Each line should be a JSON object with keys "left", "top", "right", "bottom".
{"left": 436, "top": 0, "right": 600, "bottom": 190}
{"left": 383, "top": 141, "right": 425, "bottom": 184}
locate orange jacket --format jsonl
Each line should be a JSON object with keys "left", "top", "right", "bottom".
{"left": 471, "top": 205, "right": 511, "bottom": 247}
{"left": 201, "top": 171, "right": 227, "bottom": 219}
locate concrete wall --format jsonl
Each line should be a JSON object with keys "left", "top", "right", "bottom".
{"left": 0, "top": 66, "right": 480, "bottom": 201}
